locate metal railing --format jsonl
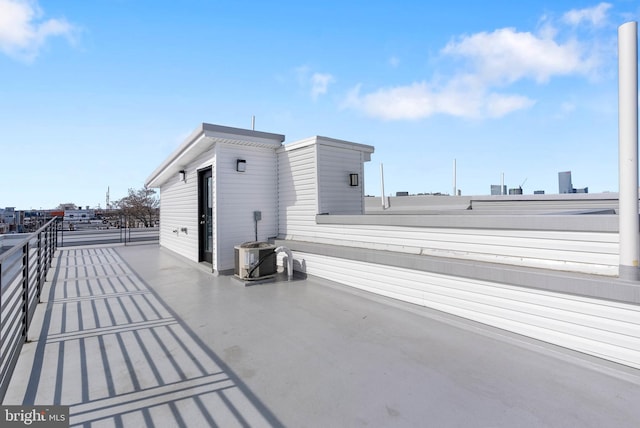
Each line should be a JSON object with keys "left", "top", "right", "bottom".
{"left": 0, "top": 217, "right": 158, "bottom": 400}
{"left": 0, "top": 217, "right": 58, "bottom": 401}
{"left": 58, "top": 216, "right": 159, "bottom": 247}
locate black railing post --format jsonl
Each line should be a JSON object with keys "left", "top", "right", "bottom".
{"left": 0, "top": 258, "right": 3, "bottom": 380}
{"left": 37, "top": 231, "right": 42, "bottom": 301}
{"left": 21, "top": 241, "right": 30, "bottom": 338}
{"left": 50, "top": 220, "right": 54, "bottom": 261}
{"left": 54, "top": 217, "right": 60, "bottom": 252}
{"left": 0, "top": 260, "right": 3, "bottom": 320}
{"left": 44, "top": 224, "right": 50, "bottom": 272}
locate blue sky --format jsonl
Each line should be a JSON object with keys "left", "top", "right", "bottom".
{"left": 1, "top": 0, "right": 639, "bottom": 209}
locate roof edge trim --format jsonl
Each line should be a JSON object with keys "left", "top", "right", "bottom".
{"left": 145, "top": 123, "right": 285, "bottom": 188}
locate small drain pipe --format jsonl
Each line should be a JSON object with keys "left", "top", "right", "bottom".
{"left": 275, "top": 246, "right": 293, "bottom": 281}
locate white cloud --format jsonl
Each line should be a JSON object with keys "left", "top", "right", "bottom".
{"left": 442, "top": 28, "right": 594, "bottom": 84}
{"left": 484, "top": 93, "right": 536, "bottom": 118}
{"left": 563, "top": 2, "right": 612, "bottom": 27}
{"left": 343, "top": 5, "right": 606, "bottom": 121}
{"left": 555, "top": 101, "right": 577, "bottom": 118}
{"left": 295, "top": 66, "right": 335, "bottom": 100}
{"left": 0, "top": 0, "right": 76, "bottom": 61}
{"left": 343, "top": 83, "right": 434, "bottom": 120}
{"left": 342, "top": 79, "right": 534, "bottom": 121}
{"left": 310, "top": 72, "right": 335, "bottom": 100}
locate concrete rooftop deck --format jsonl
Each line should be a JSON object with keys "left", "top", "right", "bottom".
{"left": 4, "top": 243, "right": 640, "bottom": 427}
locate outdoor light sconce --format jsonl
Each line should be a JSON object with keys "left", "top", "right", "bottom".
{"left": 179, "top": 170, "right": 186, "bottom": 182}
{"left": 349, "top": 173, "right": 359, "bottom": 186}
{"left": 236, "top": 159, "right": 247, "bottom": 172}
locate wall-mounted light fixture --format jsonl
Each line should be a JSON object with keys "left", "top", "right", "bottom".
{"left": 236, "top": 159, "right": 247, "bottom": 172}
{"left": 179, "top": 170, "right": 186, "bottom": 182}
{"left": 349, "top": 173, "right": 359, "bottom": 187}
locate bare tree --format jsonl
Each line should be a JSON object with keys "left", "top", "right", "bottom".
{"left": 115, "top": 187, "right": 159, "bottom": 227}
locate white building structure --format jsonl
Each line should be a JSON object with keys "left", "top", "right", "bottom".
{"left": 277, "top": 136, "right": 374, "bottom": 238}
{"left": 145, "top": 123, "right": 373, "bottom": 273}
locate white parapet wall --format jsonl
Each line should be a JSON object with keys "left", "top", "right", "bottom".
{"left": 288, "top": 249, "right": 640, "bottom": 370}
{"left": 275, "top": 206, "right": 639, "bottom": 369}
{"left": 282, "top": 213, "right": 620, "bottom": 276}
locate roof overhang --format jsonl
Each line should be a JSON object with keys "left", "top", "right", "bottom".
{"left": 145, "top": 123, "right": 285, "bottom": 188}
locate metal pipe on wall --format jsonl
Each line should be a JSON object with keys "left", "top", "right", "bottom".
{"left": 380, "top": 163, "right": 387, "bottom": 209}
{"left": 453, "top": 159, "right": 457, "bottom": 196}
{"left": 618, "top": 21, "right": 640, "bottom": 281}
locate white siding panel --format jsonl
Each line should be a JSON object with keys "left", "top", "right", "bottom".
{"left": 277, "top": 144, "right": 318, "bottom": 237}
{"left": 216, "top": 143, "right": 278, "bottom": 271}
{"left": 281, "top": 223, "right": 618, "bottom": 275}
{"left": 293, "top": 251, "right": 640, "bottom": 369}
{"left": 158, "top": 148, "right": 215, "bottom": 264}
{"left": 159, "top": 174, "right": 198, "bottom": 262}
{"left": 317, "top": 144, "right": 364, "bottom": 215}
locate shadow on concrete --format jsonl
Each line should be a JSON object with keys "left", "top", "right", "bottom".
{"left": 19, "top": 247, "right": 282, "bottom": 427}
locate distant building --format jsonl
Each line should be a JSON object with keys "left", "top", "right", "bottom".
{"left": 558, "top": 171, "right": 587, "bottom": 194}
{"left": 396, "top": 191, "right": 409, "bottom": 197}
{"left": 491, "top": 185, "right": 506, "bottom": 195}
{"left": 64, "top": 209, "right": 96, "bottom": 223}
{"left": 57, "top": 203, "right": 78, "bottom": 210}
{"left": 559, "top": 171, "right": 573, "bottom": 194}
{"left": 0, "top": 207, "right": 18, "bottom": 233}
{"left": 0, "top": 208, "right": 8, "bottom": 234}
{"left": 534, "top": 190, "right": 545, "bottom": 195}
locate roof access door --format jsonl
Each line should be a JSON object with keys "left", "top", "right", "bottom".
{"left": 198, "top": 167, "right": 213, "bottom": 264}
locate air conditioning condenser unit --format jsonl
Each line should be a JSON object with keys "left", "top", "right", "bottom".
{"left": 234, "top": 242, "right": 277, "bottom": 281}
